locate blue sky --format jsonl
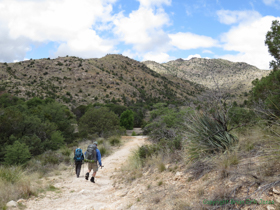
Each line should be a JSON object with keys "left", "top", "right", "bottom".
{"left": 0, "top": 0, "right": 280, "bottom": 69}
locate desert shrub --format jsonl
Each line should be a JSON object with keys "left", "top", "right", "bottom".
{"left": 41, "top": 151, "right": 61, "bottom": 165}
{"left": 120, "top": 110, "right": 134, "bottom": 129}
{"left": 0, "top": 166, "right": 23, "bottom": 184}
{"left": 132, "top": 131, "right": 137, "bottom": 136}
{"left": 251, "top": 70, "right": 280, "bottom": 117}
{"left": 185, "top": 111, "right": 238, "bottom": 161}
{"left": 97, "top": 139, "right": 104, "bottom": 145}
{"left": 0, "top": 165, "right": 38, "bottom": 209}
{"left": 138, "top": 144, "right": 160, "bottom": 159}
{"left": 228, "top": 107, "right": 257, "bottom": 126}
{"left": 61, "top": 146, "right": 71, "bottom": 156}
{"left": 72, "top": 105, "right": 87, "bottom": 121}
{"left": 0, "top": 94, "right": 75, "bottom": 163}
{"left": 78, "top": 107, "right": 121, "bottom": 137}
{"left": 144, "top": 103, "right": 190, "bottom": 149}
{"left": 105, "top": 104, "right": 127, "bottom": 117}
{"left": 158, "top": 162, "right": 166, "bottom": 172}
{"left": 0, "top": 93, "right": 24, "bottom": 108}
{"left": 98, "top": 145, "right": 108, "bottom": 157}
{"left": 109, "top": 136, "right": 121, "bottom": 146}
{"left": 4, "top": 141, "right": 31, "bottom": 165}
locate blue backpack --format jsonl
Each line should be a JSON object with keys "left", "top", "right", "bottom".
{"left": 74, "top": 148, "right": 83, "bottom": 162}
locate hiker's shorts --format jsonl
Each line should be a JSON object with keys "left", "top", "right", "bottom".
{"left": 88, "top": 162, "right": 98, "bottom": 172}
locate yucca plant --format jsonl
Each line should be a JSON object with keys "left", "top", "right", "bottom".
{"left": 185, "top": 111, "right": 238, "bottom": 160}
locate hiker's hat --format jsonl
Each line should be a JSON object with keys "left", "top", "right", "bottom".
{"left": 93, "top": 141, "right": 98, "bottom": 146}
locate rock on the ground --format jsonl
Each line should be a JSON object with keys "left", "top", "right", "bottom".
{"left": 273, "top": 188, "right": 280, "bottom": 195}
{"left": 267, "top": 205, "right": 275, "bottom": 210}
{"left": 17, "top": 199, "right": 26, "bottom": 203}
{"left": 174, "top": 171, "right": 183, "bottom": 181}
{"left": 6, "top": 200, "right": 17, "bottom": 207}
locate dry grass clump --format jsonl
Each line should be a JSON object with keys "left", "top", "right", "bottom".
{"left": 157, "top": 162, "right": 166, "bottom": 172}
{"left": 172, "top": 200, "right": 192, "bottom": 210}
{"left": 108, "top": 136, "right": 121, "bottom": 146}
{"left": 0, "top": 166, "right": 40, "bottom": 209}
{"left": 152, "top": 196, "right": 161, "bottom": 204}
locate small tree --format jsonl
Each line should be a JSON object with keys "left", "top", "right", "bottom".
{"left": 4, "top": 141, "right": 31, "bottom": 165}
{"left": 79, "top": 107, "right": 121, "bottom": 136}
{"left": 120, "top": 110, "right": 134, "bottom": 129}
{"left": 265, "top": 20, "right": 280, "bottom": 70}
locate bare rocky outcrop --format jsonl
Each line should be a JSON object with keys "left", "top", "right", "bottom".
{"left": 143, "top": 58, "right": 270, "bottom": 94}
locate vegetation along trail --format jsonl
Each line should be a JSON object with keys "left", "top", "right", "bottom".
{"left": 24, "top": 136, "right": 147, "bottom": 210}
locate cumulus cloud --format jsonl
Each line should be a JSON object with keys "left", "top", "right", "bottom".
{"left": 55, "top": 30, "right": 115, "bottom": 58}
{"left": 184, "top": 54, "right": 201, "bottom": 60}
{"left": 0, "top": 25, "right": 31, "bottom": 62}
{"left": 113, "top": 7, "right": 170, "bottom": 52}
{"left": 142, "top": 52, "right": 174, "bottom": 63}
{"left": 219, "top": 15, "right": 280, "bottom": 69}
{"left": 263, "top": 0, "right": 280, "bottom": 6}
{"left": 203, "top": 50, "right": 214, "bottom": 54}
{"left": 137, "top": 0, "right": 171, "bottom": 8}
{"left": 0, "top": 0, "right": 116, "bottom": 61}
{"left": 169, "top": 32, "right": 218, "bottom": 50}
{"left": 217, "top": 10, "right": 261, "bottom": 25}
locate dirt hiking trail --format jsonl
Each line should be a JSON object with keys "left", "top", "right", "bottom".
{"left": 25, "top": 136, "right": 147, "bottom": 210}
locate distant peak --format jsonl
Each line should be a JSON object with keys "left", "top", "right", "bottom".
{"left": 176, "top": 58, "right": 184, "bottom": 62}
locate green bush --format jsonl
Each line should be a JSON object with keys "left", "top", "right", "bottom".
{"left": 138, "top": 145, "right": 159, "bottom": 160}
{"left": 251, "top": 70, "right": 280, "bottom": 117}
{"left": 228, "top": 107, "right": 257, "bottom": 125}
{"left": 109, "top": 136, "right": 121, "bottom": 146}
{"left": 97, "top": 139, "right": 104, "bottom": 145}
{"left": 4, "top": 141, "right": 31, "bottom": 165}
{"left": 131, "top": 131, "right": 137, "bottom": 136}
{"left": 78, "top": 107, "right": 121, "bottom": 136}
{"left": 120, "top": 110, "right": 134, "bottom": 129}
{"left": 0, "top": 94, "right": 75, "bottom": 163}
{"left": 41, "top": 151, "right": 60, "bottom": 165}
{"left": 61, "top": 147, "right": 71, "bottom": 156}
{"left": 98, "top": 145, "right": 108, "bottom": 156}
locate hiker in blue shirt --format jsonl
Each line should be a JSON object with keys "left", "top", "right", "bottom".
{"left": 85, "top": 142, "right": 103, "bottom": 183}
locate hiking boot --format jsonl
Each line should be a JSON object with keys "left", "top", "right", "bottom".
{"left": 85, "top": 172, "right": 89, "bottom": 180}
{"left": 90, "top": 177, "right": 95, "bottom": 183}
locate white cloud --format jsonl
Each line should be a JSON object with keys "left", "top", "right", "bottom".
{"left": 169, "top": 32, "right": 218, "bottom": 50}
{"left": 184, "top": 54, "right": 201, "bottom": 60}
{"left": 113, "top": 7, "right": 170, "bottom": 52}
{"left": 0, "top": 25, "right": 31, "bottom": 62}
{"left": 203, "top": 50, "right": 214, "bottom": 54}
{"left": 263, "top": 0, "right": 280, "bottom": 6}
{"left": 0, "top": 0, "right": 116, "bottom": 61}
{"left": 219, "top": 15, "right": 280, "bottom": 69}
{"left": 217, "top": 10, "right": 261, "bottom": 25}
{"left": 55, "top": 30, "right": 115, "bottom": 58}
{"left": 142, "top": 52, "right": 174, "bottom": 63}
{"left": 137, "top": 0, "right": 171, "bottom": 8}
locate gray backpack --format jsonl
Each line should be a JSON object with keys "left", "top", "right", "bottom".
{"left": 85, "top": 144, "right": 97, "bottom": 163}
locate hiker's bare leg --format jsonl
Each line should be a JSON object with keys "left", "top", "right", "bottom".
{"left": 92, "top": 172, "right": 96, "bottom": 177}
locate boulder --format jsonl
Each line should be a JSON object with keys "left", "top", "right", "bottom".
{"left": 6, "top": 200, "right": 17, "bottom": 207}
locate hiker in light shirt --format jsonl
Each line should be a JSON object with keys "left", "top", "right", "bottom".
{"left": 84, "top": 142, "right": 102, "bottom": 183}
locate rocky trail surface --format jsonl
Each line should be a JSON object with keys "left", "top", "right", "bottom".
{"left": 24, "top": 136, "right": 147, "bottom": 210}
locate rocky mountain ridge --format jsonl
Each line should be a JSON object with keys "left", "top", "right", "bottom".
{"left": 143, "top": 57, "right": 270, "bottom": 94}
{"left": 0, "top": 54, "right": 203, "bottom": 107}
